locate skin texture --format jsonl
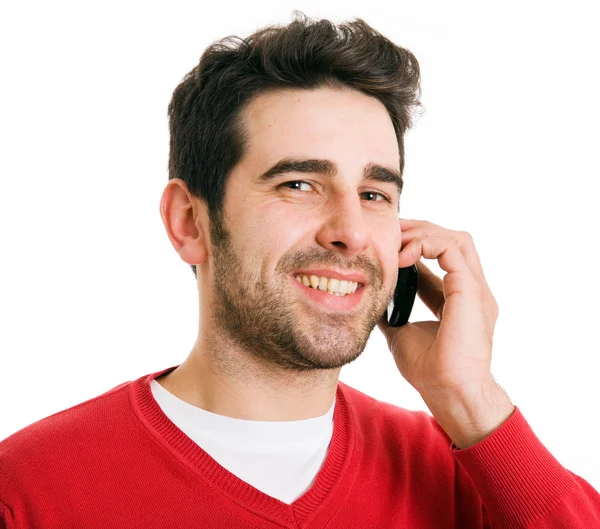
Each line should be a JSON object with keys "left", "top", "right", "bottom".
{"left": 158, "top": 86, "right": 403, "bottom": 421}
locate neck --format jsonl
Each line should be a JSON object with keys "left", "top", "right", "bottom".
{"left": 156, "top": 333, "right": 340, "bottom": 422}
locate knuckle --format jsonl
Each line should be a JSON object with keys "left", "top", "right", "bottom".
{"left": 459, "top": 230, "right": 473, "bottom": 242}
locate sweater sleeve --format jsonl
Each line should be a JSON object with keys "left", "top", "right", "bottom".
{"left": 451, "top": 406, "right": 600, "bottom": 528}
{"left": 0, "top": 500, "right": 15, "bottom": 529}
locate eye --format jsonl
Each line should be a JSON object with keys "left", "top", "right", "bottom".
{"left": 361, "top": 191, "right": 391, "bottom": 203}
{"left": 279, "top": 180, "right": 314, "bottom": 192}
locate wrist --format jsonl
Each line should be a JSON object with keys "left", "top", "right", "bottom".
{"left": 420, "top": 378, "right": 515, "bottom": 449}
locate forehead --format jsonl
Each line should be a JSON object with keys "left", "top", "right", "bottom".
{"left": 236, "top": 86, "right": 400, "bottom": 178}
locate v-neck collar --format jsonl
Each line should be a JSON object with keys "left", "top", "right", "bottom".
{"left": 130, "top": 365, "right": 363, "bottom": 528}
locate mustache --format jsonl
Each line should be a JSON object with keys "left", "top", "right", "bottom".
{"left": 278, "top": 248, "right": 382, "bottom": 286}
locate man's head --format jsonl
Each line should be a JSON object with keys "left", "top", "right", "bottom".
{"left": 162, "top": 12, "right": 422, "bottom": 371}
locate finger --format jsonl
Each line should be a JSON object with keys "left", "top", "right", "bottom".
{"left": 398, "top": 235, "right": 485, "bottom": 346}
{"left": 400, "top": 223, "right": 492, "bottom": 297}
{"left": 399, "top": 218, "right": 428, "bottom": 231}
{"left": 414, "top": 259, "right": 445, "bottom": 320}
{"left": 398, "top": 234, "right": 478, "bottom": 296}
{"left": 401, "top": 225, "right": 499, "bottom": 327}
{"left": 376, "top": 309, "right": 393, "bottom": 344}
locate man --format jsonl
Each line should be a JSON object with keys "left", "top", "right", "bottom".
{"left": 1, "top": 12, "right": 599, "bottom": 528}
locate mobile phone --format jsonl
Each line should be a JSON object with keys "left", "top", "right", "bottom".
{"left": 385, "top": 264, "right": 419, "bottom": 327}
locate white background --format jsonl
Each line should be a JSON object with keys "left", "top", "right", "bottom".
{"left": 1, "top": 0, "right": 599, "bottom": 491}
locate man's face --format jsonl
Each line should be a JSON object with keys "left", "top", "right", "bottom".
{"left": 208, "top": 86, "right": 402, "bottom": 372}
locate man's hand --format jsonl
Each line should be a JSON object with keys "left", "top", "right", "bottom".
{"left": 377, "top": 218, "right": 514, "bottom": 449}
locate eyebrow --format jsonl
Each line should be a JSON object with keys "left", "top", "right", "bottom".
{"left": 258, "top": 157, "right": 403, "bottom": 197}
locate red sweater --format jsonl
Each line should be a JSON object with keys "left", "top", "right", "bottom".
{"left": 1, "top": 366, "right": 599, "bottom": 528}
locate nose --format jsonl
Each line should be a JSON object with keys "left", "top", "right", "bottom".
{"left": 315, "top": 191, "right": 370, "bottom": 258}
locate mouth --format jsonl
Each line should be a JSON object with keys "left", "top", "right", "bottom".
{"left": 289, "top": 272, "right": 366, "bottom": 312}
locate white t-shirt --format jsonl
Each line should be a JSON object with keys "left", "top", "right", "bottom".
{"left": 150, "top": 379, "right": 335, "bottom": 504}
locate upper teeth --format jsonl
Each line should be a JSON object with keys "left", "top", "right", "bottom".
{"left": 294, "top": 275, "right": 360, "bottom": 296}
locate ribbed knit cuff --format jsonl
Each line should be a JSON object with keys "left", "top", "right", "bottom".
{"left": 451, "top": 406, "right": 576, "bottom": 529}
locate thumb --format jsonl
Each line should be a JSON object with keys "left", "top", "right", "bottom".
{"left": 376, "top": 310, "right": 394, "bottom": 346}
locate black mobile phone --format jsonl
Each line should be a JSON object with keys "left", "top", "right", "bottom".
{"left": 385, "top": 264, "right": 419, "bottom": 327}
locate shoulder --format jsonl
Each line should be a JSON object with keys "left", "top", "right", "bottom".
{"left": 0, "top": 379, "right": 132, "bottom": 498}
{"left": 338, "top": 382, "right": 462, "bottom": 488}
{"left": 2, "top": 379, "right": 131, "bottom": 444}
{"left": 338, "top": 381, "right": 453, "bottom": 450}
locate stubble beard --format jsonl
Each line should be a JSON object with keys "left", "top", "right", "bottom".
{"left": 208, "top": 215, "right": 393, "bottom": 373}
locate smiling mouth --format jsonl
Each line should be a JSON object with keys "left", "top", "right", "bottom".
{"left": 292, "top": 273, "right": 363, "bottom": 297}
{"left": 290, "top": 273, "right": 366, "bottom": 313}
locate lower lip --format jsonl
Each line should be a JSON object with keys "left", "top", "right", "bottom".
{"left": 290, "top": 275, "right": 365, "bottom": 311}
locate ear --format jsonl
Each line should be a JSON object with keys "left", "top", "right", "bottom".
{"left": 159, "top": 179, "right": 210, "bottom": 267}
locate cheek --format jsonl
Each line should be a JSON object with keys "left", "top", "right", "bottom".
{"left": 236, "top": 206, "right": 310, "bottom": 275}
{"left": 375, "top": 221, "right": 401, "bottom": 285}
{"left": 252, "top": 203, "right": 316, "bottom": 244}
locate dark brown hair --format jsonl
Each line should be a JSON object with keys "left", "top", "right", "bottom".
{"left": 168, "top": 11, "right": 423, "bottom": 278}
